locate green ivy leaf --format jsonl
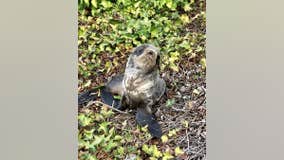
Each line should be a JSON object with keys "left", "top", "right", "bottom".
{"left": 84, "top": 0, "right": 90, "bottom": 7}
{"left": 101, "top": 0, "right": 112, "bottom": 9}
{"left": 165, "top": 0, "right": 176, "bottom": 10}
{"left": 93, "top": 135, "right": 105, "bottom": 146}
{"left": 200, "top": 58, "right": 206, "bottom": 69}
{"left": 168, "top": 129, "right": 178, "bottom": 137}
{"left": 183, "top": 3, "right": 191, "bottom": 11}
{"left": 151, "top": 145, "right": 162, "bottom": 158}
{"left": 98, "top": 122, "right": 111, "bottom": 133}
{"left": 161, "top": 135, "right": 169, "bottom": 143}
{"left": 91, "top": 0, "right": 97, "bottom": 8}
{"left": 117, "top": 146, "right": 125, "bottom": 155}
{"left": 162, "top": 150, "right": 174, "bottom": 160}
{"left": 78, "top": 114, "right": 92, "bottom": 127}
{"left": 84, "top": 129, "right": 95, "bottom": 140}
{"left": 166, "top": 99, "right": 175, "bottom": 107}
{"left": 174, "top": 147, "right": 184, "bottom": 156}
{"left": 142, "top": 144, "right": 150, "bottom": 154}
{"left": 105, "top": 140, "right": 118, "bottom": 152}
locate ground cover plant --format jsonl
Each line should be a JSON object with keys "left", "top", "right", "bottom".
{"left": 78, "top": 0, "right": 206, "bottom": 159}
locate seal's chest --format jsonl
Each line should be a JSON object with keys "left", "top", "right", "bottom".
{"left": 124, "top": 76, "right": 154, "bottom": 99}
{"left": 135, "top": 80, "right": 154, "bottom": 92}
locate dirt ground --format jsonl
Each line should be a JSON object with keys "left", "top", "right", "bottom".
{"left": 79, "top": 55, "right": 206, "bottom": 159}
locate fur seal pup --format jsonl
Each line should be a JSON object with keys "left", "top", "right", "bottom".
{"left": 78, "top": 44, "right": 166, "bottom": 138}
{"left": 120, "top": 44, "right": 165, "bottom": 138}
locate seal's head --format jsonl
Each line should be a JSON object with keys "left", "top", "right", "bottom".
{"left": 131, "top": 44, "right": 160, "bottom": 73}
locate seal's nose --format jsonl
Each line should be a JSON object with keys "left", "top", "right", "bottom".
{"left": 147, "top": 50, "right": 154, "bottom": 56}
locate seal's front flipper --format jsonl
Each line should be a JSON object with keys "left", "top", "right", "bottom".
{"left": 101, "top": 74, "right": 127, "bottom": 110}
{"left": 136, "top": 107, "right": 162, "bottom": 138}
{"left": 105, "top": 74, "right": 124, "bottom": 95}
{"left": 100, "top": 87, "right": 121, "bottom": 109}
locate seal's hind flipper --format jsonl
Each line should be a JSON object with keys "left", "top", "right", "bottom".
{"left": 136, "top": 107, "right": 162, "bottom": 138}
{"left": 78, "top": 87, "right": 101, "bottom": 107}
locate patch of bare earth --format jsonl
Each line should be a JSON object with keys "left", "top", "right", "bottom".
{"left": 79, "top": 53, "right": 206, "bottom": 160}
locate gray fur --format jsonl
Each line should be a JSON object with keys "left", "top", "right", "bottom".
{"left": 122, "top": 44, "right": 165, "bottom": 113}
{"left": 103, "top": 44, "right": 165, "bottom": 138}
{"left": 104, "top": 44, "right": 165, "bottom": 111}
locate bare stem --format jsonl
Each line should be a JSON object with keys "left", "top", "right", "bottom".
{"left": 86, "top": 100, "right": 129, "bottom": 114}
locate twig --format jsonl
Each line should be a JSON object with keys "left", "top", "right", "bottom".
{"left": 86, "top": 100, "right": 129, "bottom": 114}
{"left": 171, "top": 106, "right": 187, "bottom": 112}
{"left": 189, "top": 147, "right": 205, "bottom": 160}
{"left": 186, "top": 128, "right": 190, "bottom": 151}
{"left": 197, "top": 97, "right": 206, "bottom": 107}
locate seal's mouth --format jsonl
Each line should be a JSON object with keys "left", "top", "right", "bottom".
{"left": 143, "top": 53, "right": 156, "bottom": 64}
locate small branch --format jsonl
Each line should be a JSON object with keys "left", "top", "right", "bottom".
{"left": 186, "top": 128, "right": 190, "bottom": 151}
{"left": 86, "top": 100, "right": 129, "bottom": 114}
{"left": 189, "top": 147, "right": 205, "bottom": 160}
{"left": 171, "top": 106, "right": 187, "bottom": 112}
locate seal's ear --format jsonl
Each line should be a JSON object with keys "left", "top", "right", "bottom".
{"left": 126, "top": 54, "right": 135, "bottom": 68}
{"left": 156, "top": 54, "right": 160, "bottom": 64}
{"left": 130, "top": 47, "right": 136, "bottom": 54}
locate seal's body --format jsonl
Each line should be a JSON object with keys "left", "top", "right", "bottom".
{"left": 118, "top": 44, "right": 165, "bottom": 138}
{"left": 79, "top": 44, "right": 165, "bottom": 138}
{"left": 122, "top": 44, "right": 165, "bottom": 114}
